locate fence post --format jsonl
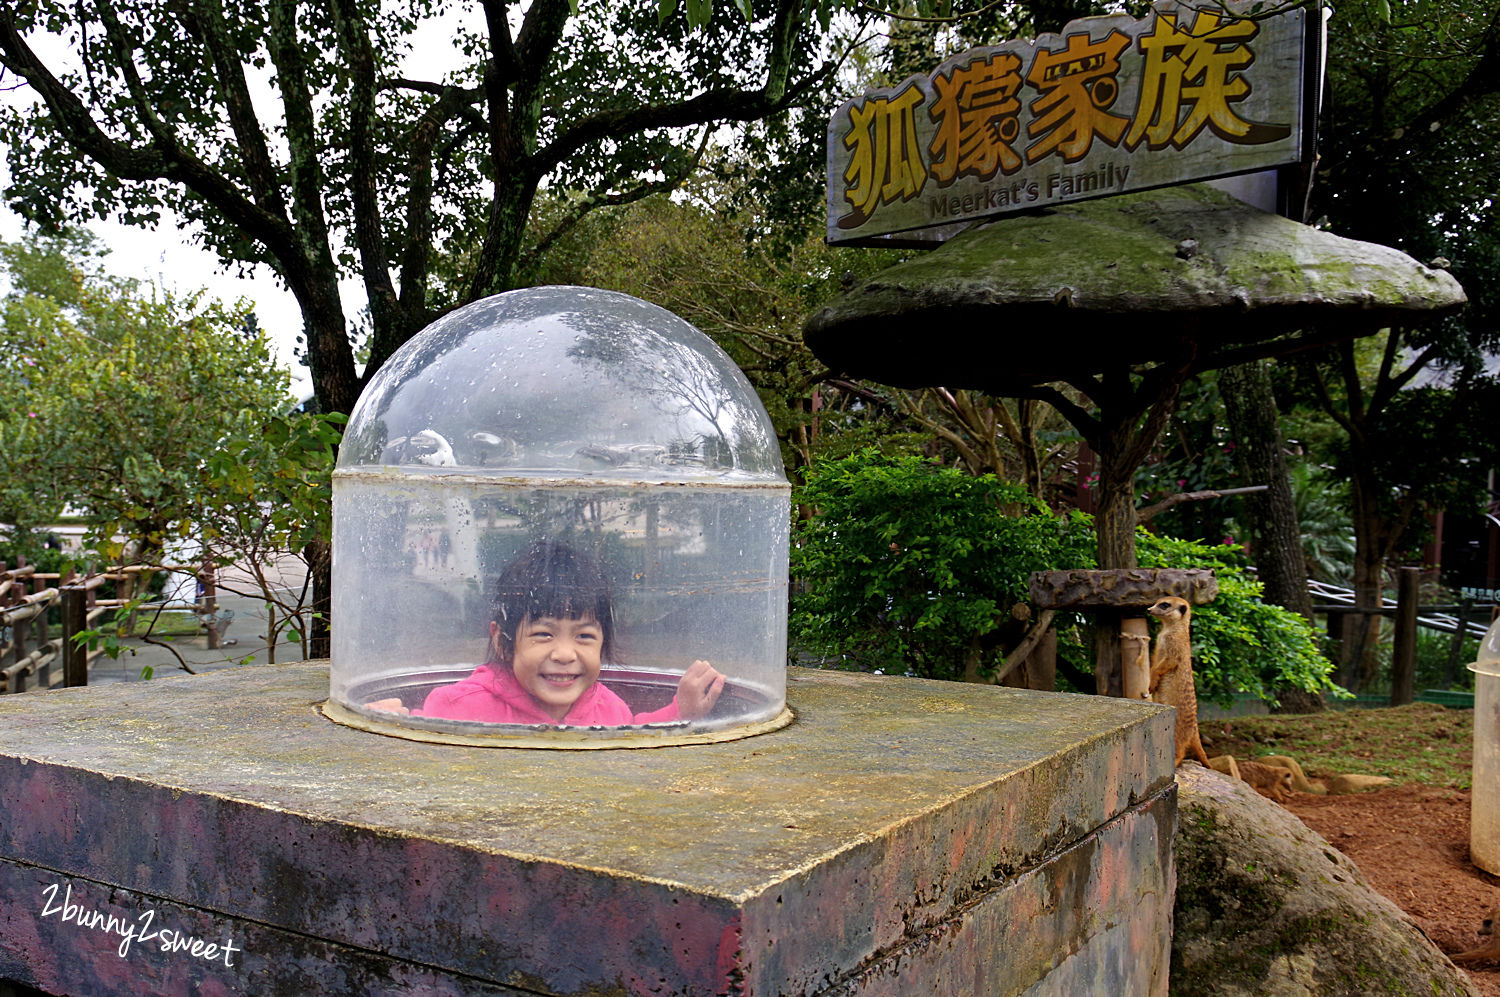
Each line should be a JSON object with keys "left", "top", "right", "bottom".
{"left": 10, "top": 573, "right": 29, "bottom": 692}
{"left": 201, "top": 559, "right": 220, "bottom": 651}
{"left": 62, "top": 585, "right": 88, "bottom": 688}
{"left": 1443, "top": 597, "right": 1473, "bottom": 688}
{"left": 1390, "top": 567, "right": 1421, "bottom": 706}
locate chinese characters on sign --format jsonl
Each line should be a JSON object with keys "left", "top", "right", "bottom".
{"left": 827, "top": 0, "right": 1313, "bottom": 243}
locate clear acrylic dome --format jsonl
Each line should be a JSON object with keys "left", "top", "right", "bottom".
{"left": 325, "top": 287, "right": 792, "bottom": 746}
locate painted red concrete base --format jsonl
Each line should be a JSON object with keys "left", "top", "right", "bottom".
{"left": 0, "top": 665, "right": 1174, "bottom": 996}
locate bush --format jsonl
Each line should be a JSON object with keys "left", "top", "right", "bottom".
{"left": 791, "top": 451, "right": 1094, "bottom": 680}
{"left": 791, "top": 450, "right": 1338, "bottom": 705}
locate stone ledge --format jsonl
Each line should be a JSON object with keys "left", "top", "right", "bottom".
{"left": 0, "top": 664, "right": 1174, "bottom": 995}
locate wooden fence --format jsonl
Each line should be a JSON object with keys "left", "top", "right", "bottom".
{"left": 0, "top": 560, "right": 189, "bottom": 694}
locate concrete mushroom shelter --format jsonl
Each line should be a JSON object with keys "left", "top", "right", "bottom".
{"left": 805, "top": 182, "right": 1466, "bottom": 692}
{"left": 805, "top": 184, "right": 1465, "bottom": 393}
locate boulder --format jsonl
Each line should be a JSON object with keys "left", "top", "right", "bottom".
{"left": 1173, "top": 764, "right": 1477, "bottom": 996}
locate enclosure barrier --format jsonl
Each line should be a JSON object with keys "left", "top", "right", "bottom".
{"left": 1311, "top": 568, "right": 1498, "bottom": 705}
{"left": 0, "top": 561, "right": 192, "bottom": 695}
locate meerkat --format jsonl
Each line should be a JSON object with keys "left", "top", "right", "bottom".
{"left": 1257, "top": 754, "right": 1326, "bottom": 795}
{"left": 1147, "top": 596, "right": 1211, "bottom": 768}
{"left": 1451, "top": 906, "right": 1500, "bottom": 963}
{"left": 1237, "top": 760, "right": 1295, "bottom": 803}
{"left": 1207, "top": 754, "right": 1242, "bottom": 781}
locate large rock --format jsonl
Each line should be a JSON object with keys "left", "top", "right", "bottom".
{"left": 1173, "top": 764, "right": 1477, "bottom": 996}
{"left": 804, "top": 183, "right": 1466, "bottom": 392}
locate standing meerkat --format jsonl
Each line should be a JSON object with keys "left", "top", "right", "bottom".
{"left": 1147, "top": 596, "right": 1211, "bottom": 767}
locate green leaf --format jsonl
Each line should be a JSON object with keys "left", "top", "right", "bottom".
{"left": 658, "top": 0, "right": 678, "bottom": 24}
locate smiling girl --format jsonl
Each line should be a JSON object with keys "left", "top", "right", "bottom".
{"left": 370, "top": 539, "right": 724, "bottom": 725}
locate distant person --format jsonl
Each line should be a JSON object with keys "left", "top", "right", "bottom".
{"left": 368, "top": 540, "right": 724, "bottom": 725}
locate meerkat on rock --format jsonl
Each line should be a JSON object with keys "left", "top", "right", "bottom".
{"left": 1147, "top": 595, "right": 1211, "bottom": 768}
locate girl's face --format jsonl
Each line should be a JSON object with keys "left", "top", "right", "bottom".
{"left": 496, "top": 615, "right": 603, "bottom": 721}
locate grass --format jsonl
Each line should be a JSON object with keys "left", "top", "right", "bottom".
{"left": 1198, "top": 703, "right": 1475, "bottom": 789}
{"left": 132, "top": 610, "right": 204, "bottom": 638}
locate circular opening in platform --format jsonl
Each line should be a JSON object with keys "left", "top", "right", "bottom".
{"left": 324, "top": 666, "right": 793, "bottom": 748}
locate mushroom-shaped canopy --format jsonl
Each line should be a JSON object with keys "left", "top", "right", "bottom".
{"left": 805, "top": 184, "right": 1466, "bottom": 392}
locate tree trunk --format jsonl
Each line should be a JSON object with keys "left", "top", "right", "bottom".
{"left": 1218, "top": 361, "right": 1324, "bottom": 712}
{"left": 1218, "top": 362, "right": 1314, "bottom": 620}
{"left": 1091, "top": 442, "right": 1140, "bottom": 698}
{"left": 1093, "top": 450, "right": 1140, "bottom": 571}
{"left": 1345, "top": 515, "right": 1387, "bottom": 692}
{"left": 306, "top": 539, "right": 332, "bottom": 660}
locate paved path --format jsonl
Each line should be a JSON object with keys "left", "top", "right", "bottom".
{"left": 87, "top": 582, "right": 314, "bottom": 686}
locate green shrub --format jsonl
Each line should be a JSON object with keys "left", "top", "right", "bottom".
{"left": 791, "top": 451, "right": 1094, "bottom": 680}
{"left": 1135, "top": 533, "right": 1337, "bottom": 704}
{"left": 791, "top": 450, "right": 1338, "bottom": 705}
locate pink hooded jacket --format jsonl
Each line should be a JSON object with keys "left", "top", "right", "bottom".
{"left": 414, "top": 663, "right": 681, "bottom": 726}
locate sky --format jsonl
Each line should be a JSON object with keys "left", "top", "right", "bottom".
{"left": 0, "top": 182, "right": 315, "bottom": 398}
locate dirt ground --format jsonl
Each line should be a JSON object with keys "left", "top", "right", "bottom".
{"left": 1281, "top": 785, "right": 1500, "bottom": 995}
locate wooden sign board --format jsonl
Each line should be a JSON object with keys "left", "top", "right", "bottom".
{"left": 826, "top": 0, "right": 1321, "bottom": 245}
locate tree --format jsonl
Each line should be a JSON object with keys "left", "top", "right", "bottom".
{"left": 0, "top": 2, "right": 842, "bottom": 417}
{"left": 0, "top": 2, "right": 855, "bottom": 653}
{"left": 1302, "top": 0, "right": 1500, "bottom": 686}
{"left": 563, "top": 178, "right": 914, "bottom": 482}
{"left": 0, "top": 230, "right": 290, "bottom": 576}
{"left": 1218, "top": 360, "right": 1324, "bottom": 711}
{"left": 553, "top": 176, "right": 1090, "bottom": 497}
{"left": 199, "top": 409, "right": 344, "bottom": 662}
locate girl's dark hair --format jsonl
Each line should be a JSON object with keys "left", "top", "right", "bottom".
{"left": 488, "top": 539, "right": 615, "bottom": 664}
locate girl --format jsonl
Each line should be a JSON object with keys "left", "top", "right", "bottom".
{"left": 370, "top": 539, "right": 725, "bottom": 725}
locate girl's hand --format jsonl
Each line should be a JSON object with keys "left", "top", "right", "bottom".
{"left": 675, "top": 660, "right": 726, "bottom": 720}
{"left": 366, "top": 698, "right": 410, "bottom": 716}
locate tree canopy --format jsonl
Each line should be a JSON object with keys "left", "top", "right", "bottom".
{"left": 1295, "top": 0, "right": 1500, "bottom": 683}
{"left": 0, "top": 230, "right": 291, "bottom": 565}
{"left": 0, "top": 0, "right": 843, "bottom": 418}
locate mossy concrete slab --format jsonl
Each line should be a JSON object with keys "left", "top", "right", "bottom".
{"left": 0, "top": 664, "right": 1174, "bottom": 996}
{"left": 804, "top": 183, "right": 1465, "bottom": 391}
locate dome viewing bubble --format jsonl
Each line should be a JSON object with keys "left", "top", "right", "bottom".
{"left": 324, "top": 286, "right": 791, "bottom": 746}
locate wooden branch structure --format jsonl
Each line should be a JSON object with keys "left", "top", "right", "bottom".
{"left": 1135, "top": 485, "right": 1269, "bottom": 524}
{"left": 991, "top": 609, "right": 1056, "bottom": 686}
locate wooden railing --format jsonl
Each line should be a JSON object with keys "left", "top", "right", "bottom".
{"left": 0, "top": 560, "right": 130, "bottom": 694}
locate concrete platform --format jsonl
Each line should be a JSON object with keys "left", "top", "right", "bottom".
{"left": 0, "top": 664, "right": 1175, "bottom": 996}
